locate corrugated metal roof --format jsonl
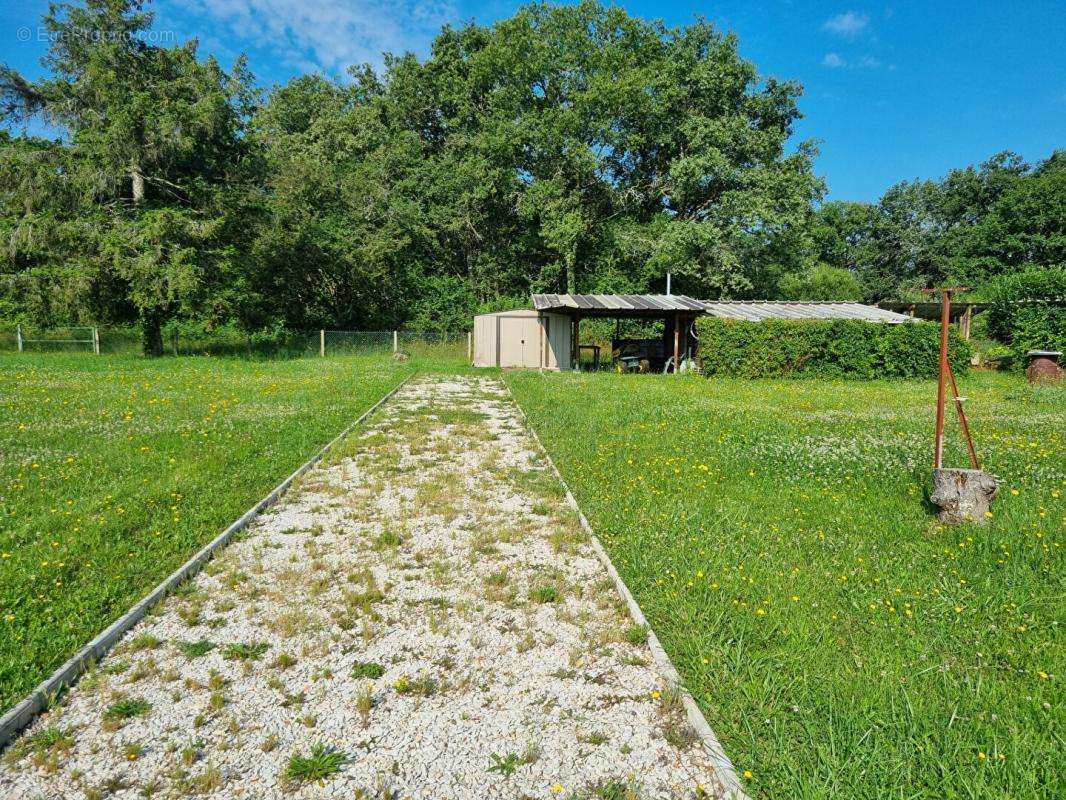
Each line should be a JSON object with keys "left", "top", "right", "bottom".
{"left": 700, "top": 301, "right": 913, "bottom": 323}
{"left": 532, "top": 294, "right": 709, "bottom": 313}
{"left": 532, "top": 294, "right": 915, "bottom": 323}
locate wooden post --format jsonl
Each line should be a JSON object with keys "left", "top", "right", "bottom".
{"left": 320, "top": 329, "right": 325, "bottom": 357}
{"left": 93, "top": 327, "right": 100, "bottom": 355}
{"left": 673, "top": 313, "right": 681, "bottom": 373}
{"left": 467, "top": 331, "right": 472, "bottom": 362}
{"left": 393, "top": 331, "right": 398, "bottom": 353}
{"left": 16, "top": 323, "right": 23, "bottom": 353}
{"left": 961, "top": 305, "right": 973, "bottom": 340}
{"left": 572, "top": 316, "right": 580, "bottom": 371}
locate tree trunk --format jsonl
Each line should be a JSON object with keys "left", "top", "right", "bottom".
{"left": 141, "top": 310, "right": 165, "bottom": 357}
{"left": 930, "top": 468, "right": 999, "bottom": 524}
{"left": 131, "top": 169, "right": 145, "bottom": 205}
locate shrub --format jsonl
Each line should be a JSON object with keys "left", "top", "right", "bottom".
{"left": 985, "top": 267, "right": 1066, "bottom": 365}
{"left": 696, "top": 317, "right": 971, "bottom": 379}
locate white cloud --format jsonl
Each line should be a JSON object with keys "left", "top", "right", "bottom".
{"left": 171, "top": 0, "right": 458, "bottom": 75}
{"left": 822, "top": 52, "right": 846, "bottom": 68}
{"left": 823, "top": 11, "right": 869, "bottom": 38}
{"left": 857, "top": 55, "right": 881, "bottom": 69}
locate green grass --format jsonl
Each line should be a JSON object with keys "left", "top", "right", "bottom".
{"left": 283, "top": 743, "right": 347, "bottom": 784}
{"left": 506, "top": 370, "right": 1064, "bottom": 800}
{"left": 0, "top": 349, "right": 472, "bottom": 713}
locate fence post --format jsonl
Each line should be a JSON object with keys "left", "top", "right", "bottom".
{"left": 467, "top": 331, "right": 472, "bottom": 361}
{"left": 16, "top": 324, "right": 22, "bottom": 353}
{"left": 93, "top": 327, "right": 100, "bottom": 355}
{"left": 320, "top": 329, "right": 325, "bottom": 357}
{"left": 393, "top": 330, "right": 398, "bottom": 353}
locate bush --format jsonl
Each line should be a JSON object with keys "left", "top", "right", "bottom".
{"left": 696, "top": 317, "right": 971, "bottom": 379}
{"left": 985, "top": 267, "right": 1066, "bottom": 365}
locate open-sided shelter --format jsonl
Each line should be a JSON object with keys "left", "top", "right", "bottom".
{"left": 472, "top": 295, "right": 915, "bottom": 370}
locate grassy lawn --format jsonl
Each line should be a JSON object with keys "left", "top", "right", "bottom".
{"left": 0, "top": 350, "right": 457, "bottom": 713}
{"left": 506, "top": 370, "right": 1063, "bottom": 799}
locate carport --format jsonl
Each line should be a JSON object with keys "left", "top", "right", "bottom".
{"left": 532, "top": 294, "right": 708, "bottom": 372}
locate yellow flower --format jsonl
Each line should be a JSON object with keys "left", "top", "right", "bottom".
{"left": 978, "top": 752, "right": 986, "bottom": 760}
{"left": 743, "top": 770, "right": 753, "bottom": 779}
{"left": 551, "top": 784, "right": 564, "bottom": 794}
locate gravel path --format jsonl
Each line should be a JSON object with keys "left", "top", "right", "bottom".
{"left": 1, "top": 376, "right": 729, "bottom": 799}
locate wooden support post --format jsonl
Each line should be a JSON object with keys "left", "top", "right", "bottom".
{"left": 320, "top": 329, "right": 325, "bottom": 357}
{"left": 16, "top": 323, "right": 23, "bottom": 353}
{"left": 467, "top": 331, "right": 472, "bottom": 362}
{"left": 393, "top": 330, "right": 398, "bottom": 353}
{"left": 961, "top": 305, "right": 973, "bottom": 340}
{"left": 93, "top": 327, "right": 100, "bottom": 355}
{"left": 673, "top": 313, "right": 681, "bottom": 373}
{"left": 572, "top": 316, "right": 581, "bottom": 371}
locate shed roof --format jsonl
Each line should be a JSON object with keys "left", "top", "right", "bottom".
{"left": 700, "top": 301, "right": 914, "bottom": 323}
{"left": 532, "top": 294, "right": 709, "bottom": 316}
{"left": 531, "top": 294, "right": 915, "bottom": 323}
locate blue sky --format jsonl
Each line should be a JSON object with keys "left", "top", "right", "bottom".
{"left": 1, "top": 0, "right": 1063, "bottom": 201}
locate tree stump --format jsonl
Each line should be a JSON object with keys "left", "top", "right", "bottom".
{"left": 931, "top": 468, "right": 999, "bottom": 524}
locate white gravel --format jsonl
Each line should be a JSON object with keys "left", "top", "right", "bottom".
{"left": 1, "top": 376, "right": 728, "bottom": 799}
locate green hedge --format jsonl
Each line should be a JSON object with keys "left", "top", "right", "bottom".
{"left": 696, "top": 317, "right": 972, "bottom": 379}
{"left": 985, "top": 266, "right": 1066, "bottom": 367}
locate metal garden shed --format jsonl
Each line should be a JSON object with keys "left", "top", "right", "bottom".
{"left": 472, "top": 309, "right": 572, "bottom": 369}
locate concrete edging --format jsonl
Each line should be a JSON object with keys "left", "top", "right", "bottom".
{"left": 0, "top": 374, "right": 412, "bottom": 750}
{"left": 505, "top": 380, "right": 749, "bottom": 800}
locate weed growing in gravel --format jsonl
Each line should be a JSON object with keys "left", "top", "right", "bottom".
{"left": 579, "top": 731, "right": 610, "bottom": 746}
{"left": 169, "top": 763, "right": 223, "bottom": 794}
{"left": 118, "top": 634, "right": 162, "bottom": 654}
{"left": 355, "top": 684, "right": 374, "bottom": 726}
{"left": 487, "top": 752, "right": 521, "bottom": 777}
{"left": 351, "top": 661, "right": 385, "bottom": 679}
{"left": 101, "top": 697, "right": 151, "bottom": 730}
{"left": 392, "top": 675, "right": 437, "bottom": 696}
{"left": 280, "top": 691, "right": 306, "bottom": 708}
{"left": 121, "top": 742, "right": 145, "bottom": 761}
{"left": 373, "top": 530, "right": 404, "bottom": 550}
{"left": 261, "top": 734, "right": 279, "bottom": 752}
{"left": 574, "top": 780, "right": 641, "bottom": 800}
{"left": 283, "top": 744, "right": 347, "bottom": 785}
{"left": 221, "top": 642, "right": 269, "bottom": 661}
{"left": 272, "top": 652, "right": 297, "bottom": 670}
{"left": 177, "top": 639, "right": 216, "bottom": 659}
{"left": 530, "top": 584, "right": 561, "bottom": 604}
{"left": 2, "top": 726, "right": 74, "bottom": 770}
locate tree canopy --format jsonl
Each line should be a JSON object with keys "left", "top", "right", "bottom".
{"left": 1, "top": 0, "right": 1061, "bottom": 348}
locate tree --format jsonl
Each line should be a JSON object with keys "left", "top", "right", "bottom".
{"left": 778, "top": 264, "right": 862, "bottom": 300}
{"left": 0, "top": 0, "right": 257, "bottom": 353}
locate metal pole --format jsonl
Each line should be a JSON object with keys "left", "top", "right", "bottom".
{"left": 16, "top": 324, "right": 23, "bottom": 353}
{"left": 666, "top": 273, "right": 672, "bottom": 295}
{"left": 320, "top": 329, "right": 325, "bottom": 357}
{"left": 933, "top": 290, "right": 951, "bottom": 469}
{"left": 467, "top": 331, "right": 472, "bottom": 361}
{"left": 947, "top": 361, "right": 979, "bottom": 469}
{"left": 673, "top": 313, "right": 681, "bottom": 373}
{"left": 393, "top": 330, "right": 398, "bottom": 353}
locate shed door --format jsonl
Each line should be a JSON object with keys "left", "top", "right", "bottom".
{"left": 498, "top": 316, "right": 540, "bottom": 367}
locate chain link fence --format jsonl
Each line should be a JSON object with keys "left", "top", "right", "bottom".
{"left": 1, "top": 325, "right": 471, "bottom": 359}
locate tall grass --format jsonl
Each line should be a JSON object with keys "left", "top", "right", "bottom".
{"left": 0, "top": 350, "right": 466, "bottom": 712}
{"left": 507, "top": 370, "right": 1064, "bottom": 799}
